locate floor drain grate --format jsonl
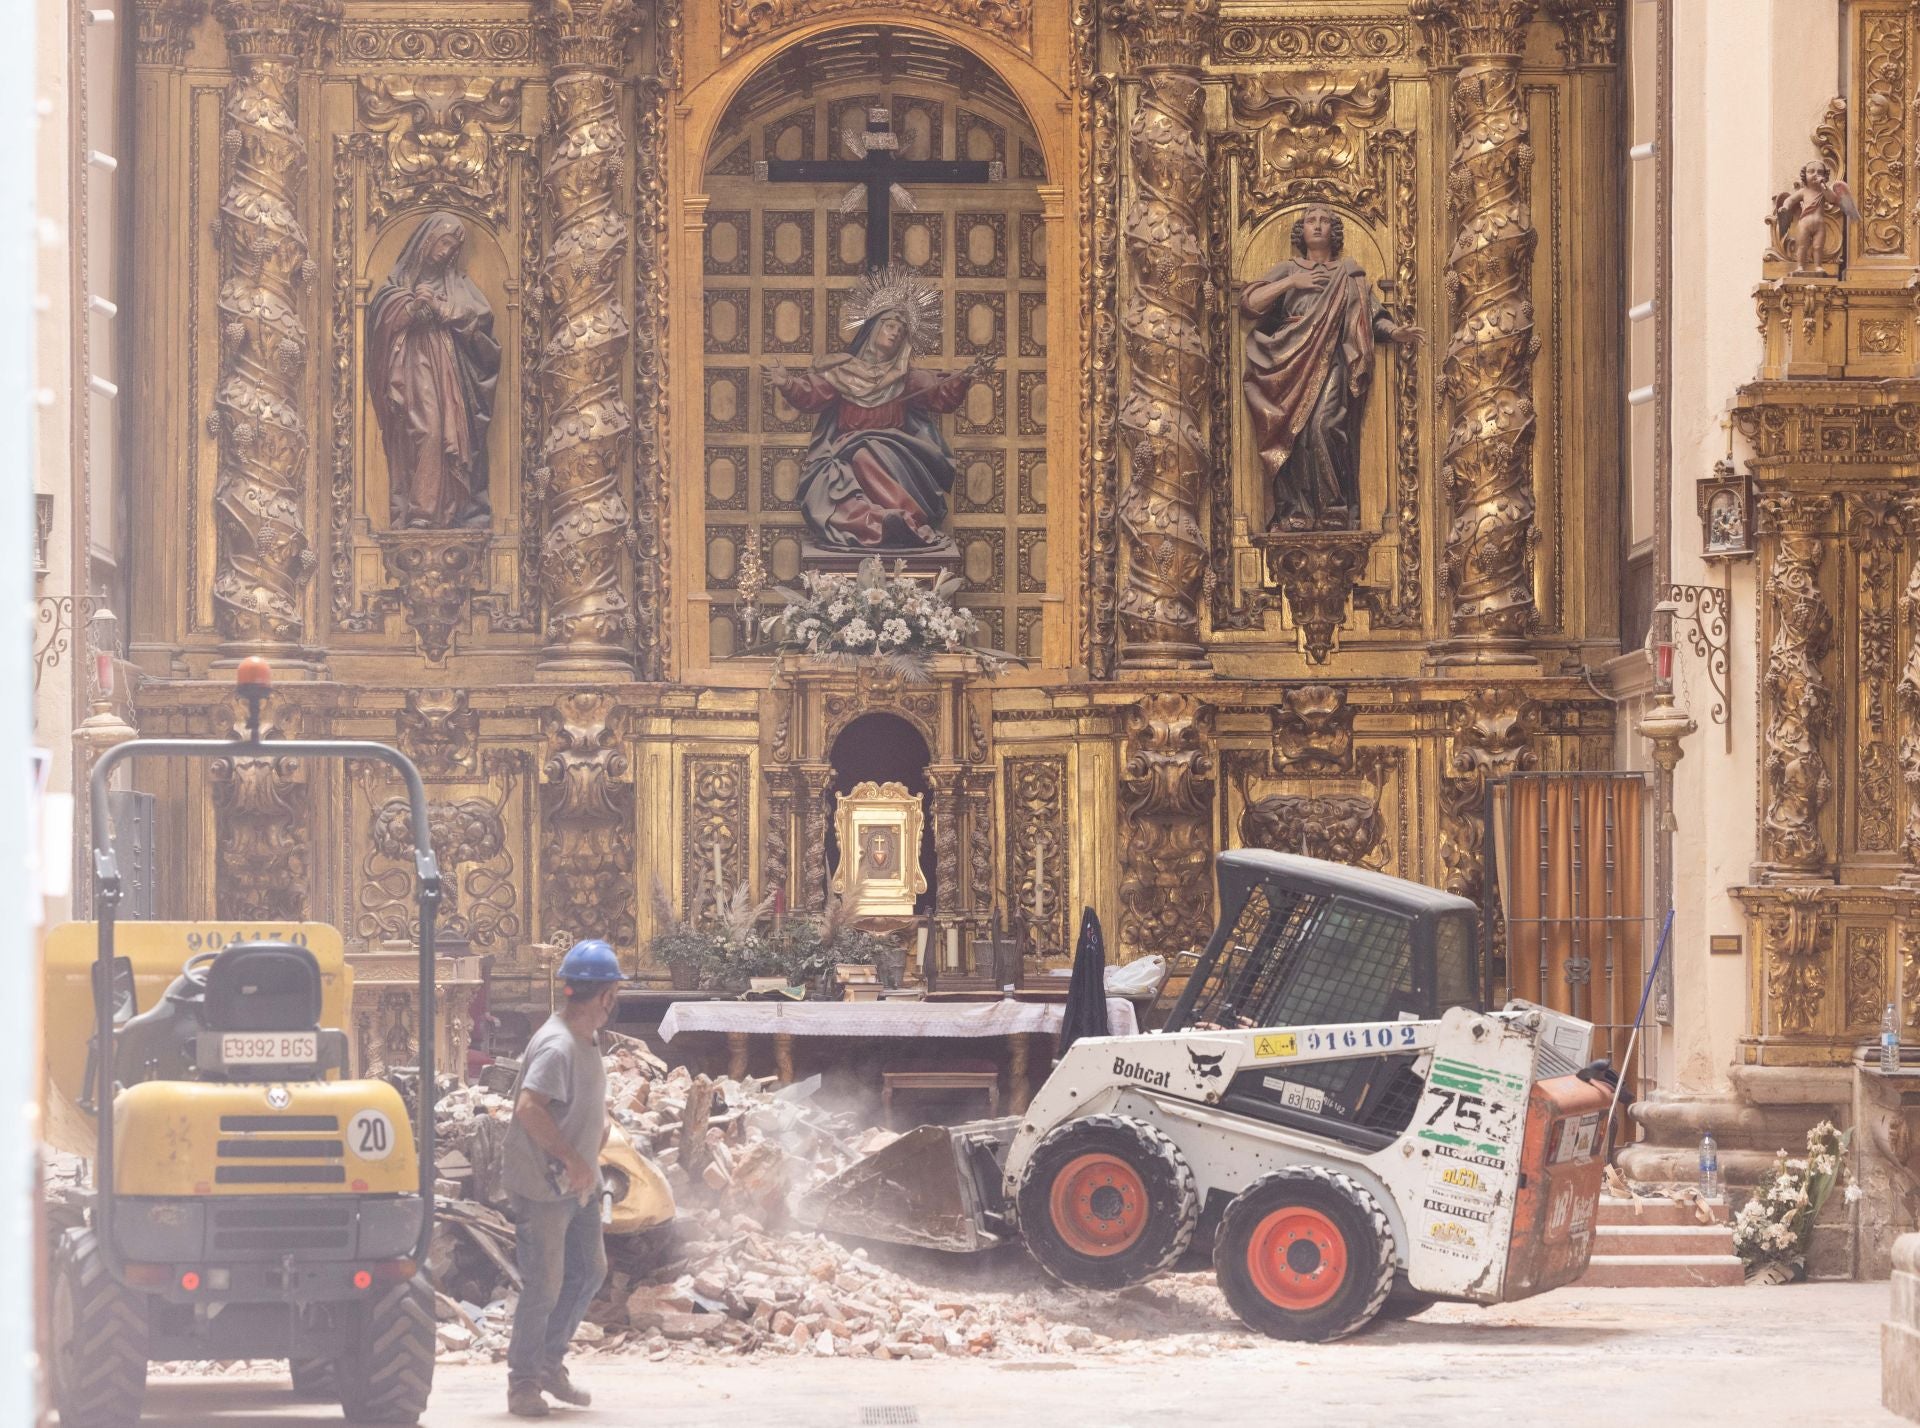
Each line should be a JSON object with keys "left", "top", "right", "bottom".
{"left": 860, "top": 1409, "right": 920, "bottom": 1426}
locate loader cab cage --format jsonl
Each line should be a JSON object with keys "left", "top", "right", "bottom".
{"left": 85, "top": 661, "right": 444, "bottom": 1278}
{"left": 1167, "top": 852, "right": 1484, "bottom": 1035}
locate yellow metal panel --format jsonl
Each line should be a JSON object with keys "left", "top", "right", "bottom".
{"left": 43, "top": 921, "right": 350, "bottom": 1117}
{"left": 110, "top": 1077, "right": 417, "bottom": 1197}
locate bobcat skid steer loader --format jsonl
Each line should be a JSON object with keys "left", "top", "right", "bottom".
{"left": 800, "top": 851, "right": 1616, "bottom": 1342}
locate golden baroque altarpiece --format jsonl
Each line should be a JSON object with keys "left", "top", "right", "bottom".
{"left": 123, "top": 0, "right": 1627, "bottom": 979}
{"left": 1732, "top": 0, "right": 1920, "bottom": 1068}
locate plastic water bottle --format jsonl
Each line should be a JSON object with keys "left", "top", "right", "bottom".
{"left": 1698, "top": 1132, "right": 1719, "bottom": 1202}
{"left": 1883, "top": 1002, "right": 1902, "bottom": 1073}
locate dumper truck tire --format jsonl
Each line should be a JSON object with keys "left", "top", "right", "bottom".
{"left": 289, "top": 1356, "right": 336, "bottom": 1397}
{"left": 1014, "top": 1114, "right": 1198, "bottom": 1290}
{"left": 49, "top": 1228, "right": 148, "bottom": 1428}
{"left": 1213, "top": 1167, "right": 1395, "bottom": 1342}
{"left": 336, "top": 1274, "right": 436, "bottom": 1424}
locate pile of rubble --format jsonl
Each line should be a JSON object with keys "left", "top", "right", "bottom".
{"left": 427, "top": 1036, "right": 1248, "bottom": 1364}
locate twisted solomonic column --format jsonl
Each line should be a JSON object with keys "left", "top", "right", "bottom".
{"left": 535, "top": 0, "right": 636, "bottom": 671}
{"left": 209, "top": 0, "right": 337, "bottom": 656}
{"left": 1416, "top": 0, "right": 1542, "bottom": 656}
{"left": 1111, "top": 0, "right": 1216, "bottom": 668}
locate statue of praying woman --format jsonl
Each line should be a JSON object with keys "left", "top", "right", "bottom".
{"left": 366, "top": 213, "right": 500, "bottom": 530}
{"left": 1241, "top": 205, "right": 1422, "bottom": 531}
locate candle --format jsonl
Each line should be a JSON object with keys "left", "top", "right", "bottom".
{"left": 945, "top": 924, "right": 961, "bottom": 970}
{"left": 1032, "top": 843, "right": 1045, "bottom": 921}
{"left": 916, "top": 923, "right": 930, "bottom": 975}
{"left": 712, "top": 841, "right": 725, "bottom": 893}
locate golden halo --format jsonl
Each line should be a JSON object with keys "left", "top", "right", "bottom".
{"left": 841, "top": 264, "right": 943, "bottom": 351}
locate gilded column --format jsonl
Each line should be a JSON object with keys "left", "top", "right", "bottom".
{"left": 535, "top": 0, "right": 636, "bottom": 672}
{"left": 1755, "top": 495, "right": 1837, "bottom": 880}
{"left": 1110, "top": 0, "right": 1216, "bottom": 669}
{"left": 1415, "top": 0, "right": 1541, "bottom": 657}
{"left": 208, "top": 0, "right": 336, "bottom": 658}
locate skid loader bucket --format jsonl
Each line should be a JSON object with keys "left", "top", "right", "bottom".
{"left": 797, "top": 1118, "right": 1020, "bottom": 1253}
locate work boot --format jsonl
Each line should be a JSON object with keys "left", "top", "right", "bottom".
{"left": 508, "top": 1378, "right": 550, "bottom": 1418}
{"left": 541, "top": 1365, "right": 591, "bottom": 1407}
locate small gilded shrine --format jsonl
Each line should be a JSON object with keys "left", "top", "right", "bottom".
{"left": 121, "top": 0, "right": 1628, "bottom": 991}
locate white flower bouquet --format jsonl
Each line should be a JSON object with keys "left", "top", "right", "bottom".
{"left": 762, "top": 556, "right": 1010, "bottom": 682}
{"left": 1731, "top": 1119, "right": 1852, "bottom": 1282}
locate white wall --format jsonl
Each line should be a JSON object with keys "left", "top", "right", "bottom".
{"left": 1651, "top": 0, "right": 1842, "bottom": 1093}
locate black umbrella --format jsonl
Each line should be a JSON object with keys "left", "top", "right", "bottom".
{"left": 1058, "top": 907, "right": 1111, "bottom": 1054}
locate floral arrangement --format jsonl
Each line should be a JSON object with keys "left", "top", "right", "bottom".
{"left": 648, "top": 878, "right": 898, "bottom": 994}
{"left": 1731, "top": 1119, "right": 1858, "bottom": 1282}
{"left": 762, "top": 557, "right": 1002, "bottom": 683}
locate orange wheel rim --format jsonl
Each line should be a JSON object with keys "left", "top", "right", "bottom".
{"left": 1246, "top": 1206, "right": 1348, "bottom": 1310}
{"left": 1048, "top": 1152, "right": 1148, "bottom": 1257}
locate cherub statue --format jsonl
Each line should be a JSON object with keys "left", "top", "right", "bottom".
{"left": 1770, "top": 160, "right": 1860, "bottom": 271}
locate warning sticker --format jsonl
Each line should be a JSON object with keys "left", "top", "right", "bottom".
{"left": 1253, "top": 1034, "right": 1297, "bottom": 1059}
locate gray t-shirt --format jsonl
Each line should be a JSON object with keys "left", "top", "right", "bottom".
{"left": 502, "top": 1014, "right": 607, "bottom": 1202}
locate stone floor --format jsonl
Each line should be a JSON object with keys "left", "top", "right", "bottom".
{"left": 118, "top": 1282, "right": 1896, "bottom": 1428}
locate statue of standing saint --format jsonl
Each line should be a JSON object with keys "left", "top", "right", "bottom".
{"left": 761, "top": 267, "right": 994, "bottom": 555}
{"left": 1241, "top": 205, "right": 1421, "bottom": 531}
{"left": 366, "top": 213, "right": 500, "bottom": 530}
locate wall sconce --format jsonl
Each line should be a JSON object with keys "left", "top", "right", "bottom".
{"left": 1697, "top": 455, "right": 1755, "bottom": 561}
{"left": 77, "top": 600, "right": 136, "bottom": 752}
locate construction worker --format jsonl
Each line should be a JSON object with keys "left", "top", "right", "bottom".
{"left": 501, "top": 938, "right": 627, "bottom": 1418}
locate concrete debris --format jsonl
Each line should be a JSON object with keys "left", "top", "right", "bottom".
{"left": 425, "top": 1039, "right": 1254, "bottom": 1367}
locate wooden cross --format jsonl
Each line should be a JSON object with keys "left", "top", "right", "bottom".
{"left": 760, "top": 107, "right": 1004, "bottom": 273}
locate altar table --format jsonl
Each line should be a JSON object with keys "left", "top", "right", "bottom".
{"left": 657, "top": 997, "right": 1139, "bottom": 1110}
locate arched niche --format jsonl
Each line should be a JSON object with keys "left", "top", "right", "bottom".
{"left": 357, "top": 210, "right": 519, "bottom": 535}
{"left": 827, "top": 710, "right": 936, "bottom": 912}
{"left": 1234, "top": 204, "right": 1401, "bottom": 537}
{"left": 674, "top": 20, "right": 1078, "bottom": 678}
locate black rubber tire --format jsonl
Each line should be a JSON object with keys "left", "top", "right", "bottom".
{"left": 336, "top": 1275, "right": 436, "bottom": 1425}
{"left": 49, "top": 1228, "right": 148, "bottom": 1428}
{"left": 289, "top": 1356, "right": 337, "bottom": 1397}
{"left": 1378, "top": 1286, "right": 1440, "bottom": 1320}
{"left": 1212, "top": 1167, "right": 1395, "bottom": 1342}
{"left": 1014, "top": 1113, "right": 1198, "bottom": 1290}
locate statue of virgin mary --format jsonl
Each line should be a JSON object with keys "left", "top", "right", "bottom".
{"left": 366, "top": 213, "right": 500, "bottom": 530}
{"left": 762, "top": 267, "right": 995, "bottom": 554}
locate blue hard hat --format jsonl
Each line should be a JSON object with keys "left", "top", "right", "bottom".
{"left": 557, "top": 938, "right": 625, "bottom": 983}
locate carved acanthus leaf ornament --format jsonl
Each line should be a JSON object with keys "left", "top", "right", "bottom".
{"left": 1271, "top": 684, "right": 1354, "bottom": 772}
{"left": 135, "top": 0, "right": 205, "bottom": 64}
{"left": 1762, "top": 889, "right": 1833, "bottom": 1036}
{"left": 355, "top": 76, "right": 522, "bottom": 222}
{"left": 1104, "top": 0, "right": 1219, "bottom": 69}
{"left": 1118, "top": 694, "right": 1215, "bottom": 956}
{"left": 210, "top": 705, "right": 309, "bottom": 920}
{"left": 1760, "top": 534, "right": 1834, "bottom": 873}
{"left": 1241, "top": 791, "right": 1386, "bottom": 869}
{"left": 539, "top": 693, "right": 636, "bottom": 946}
{"left": 721, "top": 0, "right": 1029, "bottom": 53}
{"left": 1229, "top": 69, "right": 1390, "bottom": 221}
{"left": 375, "top": 531, "right": 489, "bottom": 662}
{"left": 1900, "top": 556, "right": 1920, "bottom": 871}
{"left": 1438, "top": 688, "right": 1538, "bottom": 903}
{"left": 398, "top": 689, "right": 479, "bottom": 779}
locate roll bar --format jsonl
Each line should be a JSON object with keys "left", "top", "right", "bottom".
{"left": 87, "top": 660, "right": 444, "bottom": 1274}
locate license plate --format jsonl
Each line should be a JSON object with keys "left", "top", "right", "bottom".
{"left": 220, "top": 1032, "right": 317, "bottom": 1065}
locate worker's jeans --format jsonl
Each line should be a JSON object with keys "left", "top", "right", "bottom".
{"left": 506, "top": 1194, "right": 606, "bottom": 1385}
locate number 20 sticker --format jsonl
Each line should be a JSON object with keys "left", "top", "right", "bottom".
{"left": 350, "top": 1109, "right": 395, "bottom": 1161}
